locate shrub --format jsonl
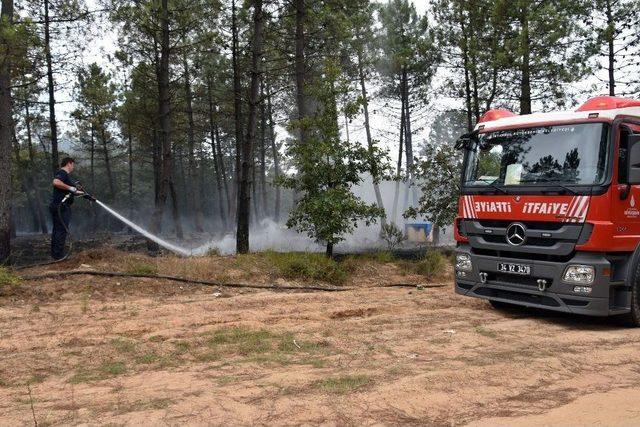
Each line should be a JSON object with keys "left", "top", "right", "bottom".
{"left": 0, "top": 267, "right": 19, "bottom": 287}
{"left": 266, "top": 251, "right": 349, "bottom": 284}
{"left": 413, "top": 250, "right": 447, "bottom": 279}
{"left": 380, "top": 223, "right": 405, "bottom": 250}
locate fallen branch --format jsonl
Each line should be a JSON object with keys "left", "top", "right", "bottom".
{"left": 20, "top": 270, "right": 352, "bottom": 292}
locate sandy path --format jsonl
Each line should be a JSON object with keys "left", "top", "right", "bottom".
{"left": 1, "top": 276, "right": 640, "bottom": 425}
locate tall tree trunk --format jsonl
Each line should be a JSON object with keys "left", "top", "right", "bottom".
{"left": 519, "top": 5, "right": 532, "bottom": 115}
{"left": 12, "top": 132, "right": 39, "bottom": 232}
{"left": 266, "top": 87, "right": 281, "bottom": 222}
{"left": 391, "top": 91, "right": 405, "bottom": 226}
{"left": 357, "top": 47, "right": 386, "bottom": 226}
{"left": 294, "top": 0, "right": 308, "bottom": 145}
{"left": 207, "top": 77, "right": 227, "bottom": 228}
{"left": 259, "top": 83, "right": 267, "bottom": 218}
{"left": 0, "top": 0, "right": 13, "bottom": 262}
{"left": 150, "top": 0, "right": 182, "bottom": 242}
{"left": 460, "top": 14, "right": 474, "bottom": 131}
{"left": 402, "top": 69, "right": 417, "bottom": 208}
{"left": 44, "top": 0, "right": 59, "bottom": 174}
{"left": 183, "top": 54, "right": 204, "bottom": 232}
{"left": 24, "top": 101, "right": 48, "bottom": 233}
{"left": 605, "top": 0, "right": 615, "bottom": 96}
{"left": 215, "top": 121, "right": 231, "bottom": 217}
{"left": 230, "top": 0, "right": 242, "bottom": 224}
{"left": 127, "top": 120, "right": 133, "bottom": 219}
{"left": 100, "top": 128, "right": 115, "bottom": 201}
{"left": 236, "top": 0, "right": 264, "bottom": 254}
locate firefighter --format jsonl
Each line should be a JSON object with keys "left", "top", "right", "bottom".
{"left": 50, "top": 157, "right": 84, "bottom": 260}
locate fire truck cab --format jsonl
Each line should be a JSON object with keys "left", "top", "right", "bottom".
{"left": 454, "top": 96, "right": 640, "bottom": 325}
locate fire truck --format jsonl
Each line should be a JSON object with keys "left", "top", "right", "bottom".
{"left": 454, "top": 96, "right": 640, "bottom": 325}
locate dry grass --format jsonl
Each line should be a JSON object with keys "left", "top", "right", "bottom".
{"left": 46, "top": 247, "right": 451, "bottom": 287}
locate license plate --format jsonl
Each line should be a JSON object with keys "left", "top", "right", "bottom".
{"left": 497, "top": 262, "right": 531, "bottom": 275}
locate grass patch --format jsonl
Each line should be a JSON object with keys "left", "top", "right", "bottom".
{"left": 398, "top": 250, "right": 448, "bottom": 280}
{"left": 101, "top": 361, "right": 126, "bottom": 376}
{"left": 126, "top": 262, "right": 158, "bottom": 275}
{"left": 0, "top": 267, "right": 19, "bottom": 287}
{"left": 314, "top": 375, "right": 371, "bottom": 394}
{"left": 475, "top": 326, "right": 498, "bottom": 339}
{"left": 202, "top": 326, "right": 330, "bottom": 366}
{"left": 112, "top": 338, "right": 137, "bottom": 354}
{"left": 136, "top": 352, "right": 161, "bottom": 364}
{"left": 266, "top": 251, "right": 349, "bottom": 284}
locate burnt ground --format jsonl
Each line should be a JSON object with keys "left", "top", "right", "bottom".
{"left": 1, "top": 247, "right": 640, "bottom": 426}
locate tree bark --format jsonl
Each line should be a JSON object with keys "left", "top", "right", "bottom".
{"left": 459, "top": 11, "right": 474, "bottom": 131}
{"left": 259, "top": 83, "right": 267, "bottom": 219}
{"left": 0, "top": 0, "right": 13, "bottom": 262}
{"left": 294, "top": 0, "right": 308, "bottom": 145}
{"left": 230, "top": 0, "right": 242, "bottom": 224}
{"left": 99, "top": 127, "right": 115, "bottom": 201}
{"left": 605, "top": 0, "right": 615, "bottom": 96}
{"left": 207, "top": 77, "right": 227, "bottom": 228}
{"left": 150, "top": 0, "right": 182, "bottom": 242}
{"left": 237, "top": 0, "right": 264, "bottom": 254}
{"left": 401, "top": 69, "right": 417, "bottom": 208}
{"left": 44, "top": 0, "right": 59, "bottom": 173}
{"left": 266, "top": 86, "right": 281, "bottom": 222}
{"left": 392, "top": 83, "right": 405, "bottom": 226}
{"left": 357, "top": 46, "right": 386, "bottom": 226}
{"left": 24, "top": 101, "right": 48, "bottom": 233}
{"left": 183, "top": 53, "right": 204, "bottom": 232}
{"left": 519, "top": 5, "right": 532, "bottom": 115}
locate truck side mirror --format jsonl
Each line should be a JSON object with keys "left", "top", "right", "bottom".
{"left": 627, "top": 134, "right": 640, "bottom": 185}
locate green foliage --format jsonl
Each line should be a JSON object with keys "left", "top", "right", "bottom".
{"left": 266, "top": 251, "right": 349, "bottom": 284}
{"left": 281, "top": 60, "right": 385, "bottom": 256}
{"left": 380, "top": 223, "right": 405, "bottom": 250}
{"left": 412, "top": 251, "right": 448, "bottom": 279}
{"left": 406, "top": 141, "right": 462, "bottom": 229}
{"left": 397, "top": 250, "right": 448, "bottom": 280}
{"left": 0, "top": 267, "right": 19, "bottom": 287}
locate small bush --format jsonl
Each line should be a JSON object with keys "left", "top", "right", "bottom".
{"left": 380, "top": 223, "right": 405, "bottom": 250}
{"left": 0, "top": 267, "right": 19, "bottom": 287}
{"left": 413, "top": 251, "right": 447, "bottom": 279}
{"left": 266, "top": 251, "right": 349, "bottom": 284}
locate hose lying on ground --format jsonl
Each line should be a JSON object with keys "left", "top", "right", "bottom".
{"left": 19, "top": 270, "right": 448, "bottom": 292}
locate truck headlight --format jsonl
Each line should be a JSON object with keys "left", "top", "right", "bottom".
{"left": 456, "top": 254, "right": 472, "bottom": 272}
{"left": 563, "top": 265, "right": 595, "bottom": 284}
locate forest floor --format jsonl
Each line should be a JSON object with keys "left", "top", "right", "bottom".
{"left": 2, "top": 245, "right": 640, "bottom": 426}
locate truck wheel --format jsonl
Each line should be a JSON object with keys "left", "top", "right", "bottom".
{"left": 621, "top": 247, "right": 640, "bottom": 327}
{"left": 489, "top": 300, "right": 512, "bottom": 310}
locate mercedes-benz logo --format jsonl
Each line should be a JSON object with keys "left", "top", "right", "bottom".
{"left": 506, "top": 222, "right": 527, "bottom": 246}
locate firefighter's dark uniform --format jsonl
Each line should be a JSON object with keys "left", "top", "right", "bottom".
{"left": 50, "top": 169, "right": 75, "bottom": 260}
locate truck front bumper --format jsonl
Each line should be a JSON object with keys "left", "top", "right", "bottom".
{"left": 455, "top": 244, "right": 630, "bottom": 317}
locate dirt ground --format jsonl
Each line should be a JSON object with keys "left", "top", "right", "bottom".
{"left": 2, "top": 249, "right": 640, "bottom": 426}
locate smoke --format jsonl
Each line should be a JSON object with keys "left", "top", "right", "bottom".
{"left": 95, "top": 200, "right": 193, "bottom": 257}
{"left": 95, "top": 176, "right": 453, "bottom": 257}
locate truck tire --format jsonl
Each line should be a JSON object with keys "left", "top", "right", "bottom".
{"left": 621, "top": 245, "right": 640, "bottom": 327}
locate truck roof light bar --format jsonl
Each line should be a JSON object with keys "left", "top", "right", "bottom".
{"left": 478, "top": 109, "right": 517, "bottom": 124}
{"left": 576, "top": 96, "right": 640, "bottom": 112}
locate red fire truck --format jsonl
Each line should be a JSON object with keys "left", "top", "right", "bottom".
{"left": 454, "top": 96, "right": 640, "bottom": 325}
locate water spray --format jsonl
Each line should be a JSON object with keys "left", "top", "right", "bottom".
{"left": 93, "top": 200, "right": 192, "bottom": 257}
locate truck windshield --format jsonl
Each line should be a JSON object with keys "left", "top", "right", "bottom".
{"left": 463, "top": 123, "right": 610, "bottom": 188}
